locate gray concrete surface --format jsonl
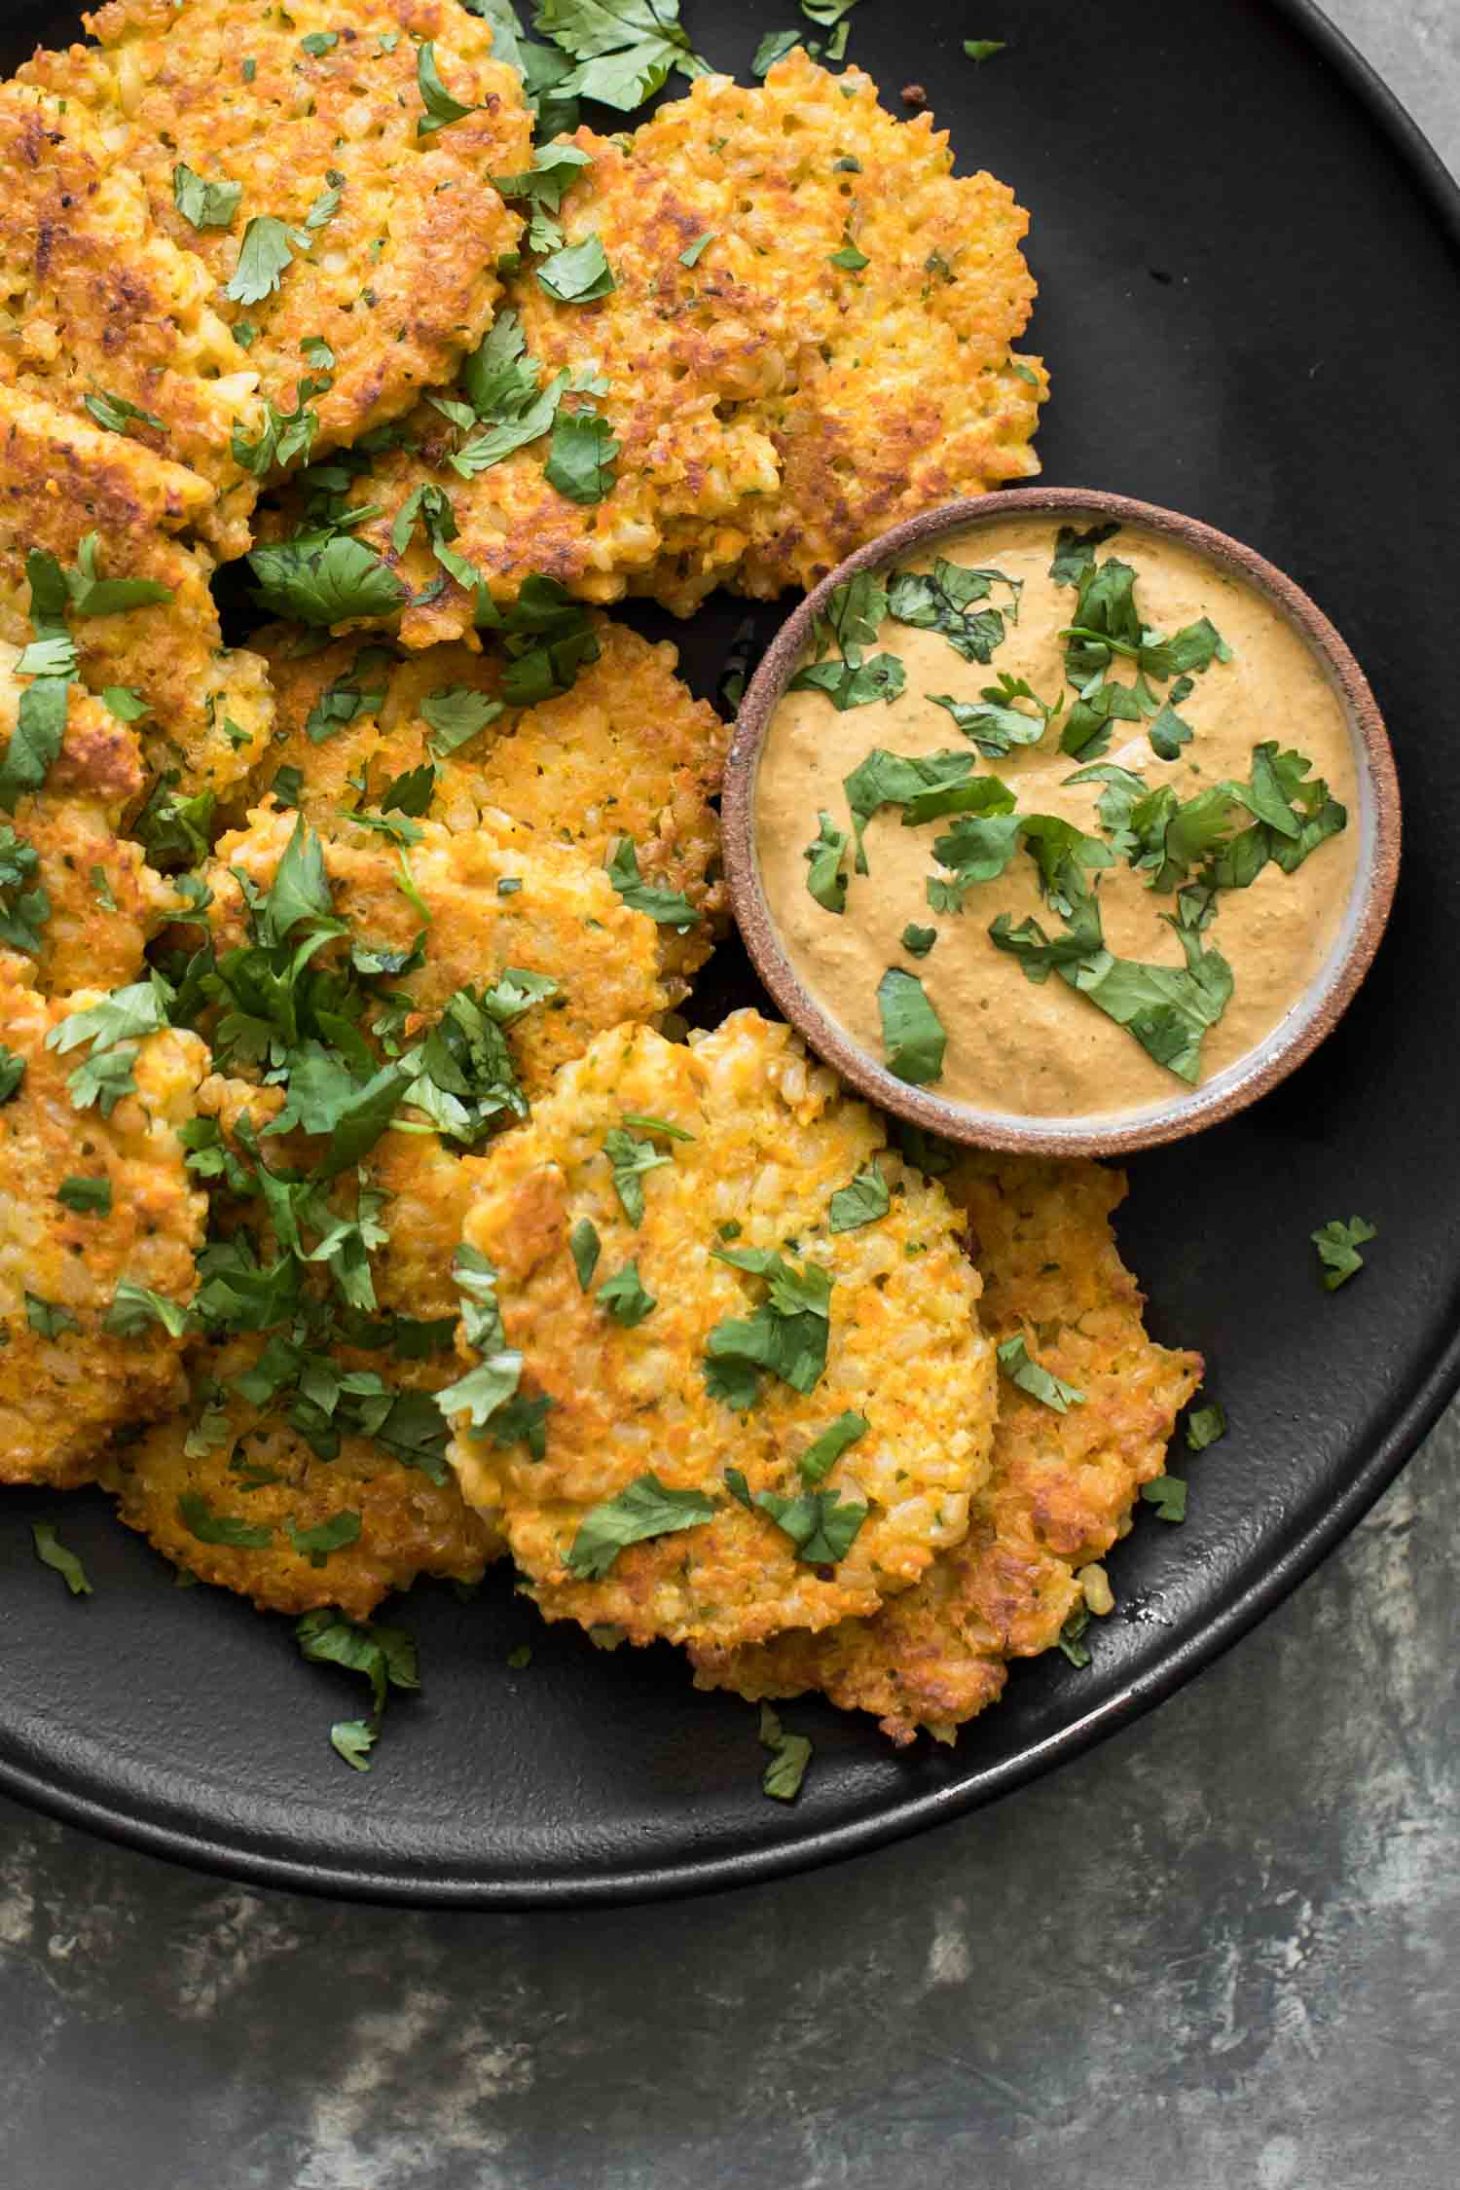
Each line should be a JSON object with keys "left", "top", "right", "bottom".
{"left": 3, "top": 6, "right": 1458, "bottom": 2187}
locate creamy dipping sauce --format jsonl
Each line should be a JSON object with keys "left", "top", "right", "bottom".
{"left": 755, "top": 516, "right": 1360, "bottom": 1118}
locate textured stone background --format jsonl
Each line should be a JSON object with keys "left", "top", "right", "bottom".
{"left": 3, "top": 7, "right": 1458, "bottom": 2187}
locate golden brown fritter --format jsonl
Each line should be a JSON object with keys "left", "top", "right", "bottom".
{"left": 303, "top": 51, "right": 1042, "bottom": 634}
{"left": 0, "top": 386, "right": 274, "bottom": 801}
{"left": 0, "top": 649, "right": 176, "bottom": 992}
{"left": 0, "top": 79, "right": 260, "bottom": 556}
{"left": 446, "top": 1013, "right": 998, "bottom": 1652}
{"left": 107, "top": 1335, "right": 499, "bottom": 1619}
{"left": 0, "top": 968, "right": 210, "bottom": 1486}
{"left": 26, "top": 0, "right": 532, "bottom": 456}
{"left": 694, "top": 1154, "right": 1202, "bottom": 1742}
{"left": 204, "top": 804, "right": 671, "bottom": 1094}
{"left": 248, "top": 615, "right": 728, "bottom": 992}
{"left": 641, "top": 49, "right": 1046, "bottom": 605}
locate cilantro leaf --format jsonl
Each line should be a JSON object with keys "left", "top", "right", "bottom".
{"left": 172, "top": 160, "right": 242, "bottom": 230}
{"left": 997, "top": 1334, "right": 1085, "bottom": 1412}
{"left": 597, "top": 1258, "right": 656, "bottom": 1326}
{"left": 226, "top": 215, "right": 299, "bottom": 305}
{"left": 603, "top": 1122, "right": 673, "bottom": 1224}
{"left": 103, "top": 1279, "right": 190, "bottom": 1339}
{"left": 752, "top": 29, "right": 801, "bottom": 76}
{"left": 841, "top": 748, "right": 976, "bottom": 868}
{"left": 83, "top": 388, "right": 165, "bottom": 437}
{"left": 679, "top": 230, "right": 714, "bottom": 267}
{"left": 704, "top": 1250, "right": 832, "bottom": 1405}
{"left": 963, "top": 38, "right": 1006, "bottom": 62}
{"left": 791, "top": 572, "right": 906, "bottom": 712}
{"left": 297, "top": 1605, "right": 418, "bottom": 1770}
{"left": 285, "top": 1511, "right": 363, "bottom": 1565}
{"left": 605, "top": 836, "right": 700, "bottom": 929}
{"left": 887, "top": 559, "right": 1019, "bottom": 663}
{"left": 420, "top": 685, "right": 505, "bottom": 756}
{"left": 248, "top": 532, "right": 407, "bottom": 624}
{"left": 1186, "top": 1401, "right": 1227, "bottom": 1451}
{"left": 1059, "top": 1605, "right": 1092, "bottom": 1668}
{"left": 1141, "top": 1474, "right": 1188, "bottom": 1522}
{"left": 545, "top": 405, "right": 619, "bottom": 501}
{"left": 0, "top": 679, "right": 68, "bottom": 813}
{"left": 1312, "top": 1215, "right": 1376, "bottom": 1291}
{"left": 493, "top": 142, "right": 593, "bottom": 252}
{"left": 532, "top": 0, "right": 710, "bottom": 112}
{"left": 57, "top": 1174, "right": 111, "bottom": 1215}
{"left": 803, "top": 810, "right": 850, "bottom": 913}
{"left": 1050, "top": 514, "right": 1120, "bottom": 582}
{"left": 797, "top": 1409, "right": 868, "bottom": 1485}
{"left": 828, "top": 1161, "right": 889, "bottom": 1233}
{"left": 565, "top": 1472, "right": 717, "bottom": 1579}
{"left": 0, "top": 826, "right": 49, "bottom": 955}
{"left": 752, "top": 1485, "right": 868, "bottom": 1565}
{"left": 928, "top": 673, "right": 1054, "bottom": 758}
{"left": 25, "top": 1294, "right": 78, "bottom": 1338}
{"left": 417, "top": 40, "right": 480, "bottom": 134}
{"left": 876, "top": 967, "right": 946, "bottom": 1085}
{"left": 178, "top": 1491, "right": 273, "bottom": 1549}
{"left": 0, "top": 1042, "right": 25, "bottom": 1102}
{"left": 759, "top": 1702, "right": 811, "bottom": 1800}
{"left": 32, "top": 1520, "right": 93, "bottom": 1597}
{"left": 536, "top": 234, "right": 616, "bottom": 303}
{"left": 901, "top": 922, "right": 937, "bottom": 957}
{"left": 569, "top": 1216, "right": 601, "bottom": 1290}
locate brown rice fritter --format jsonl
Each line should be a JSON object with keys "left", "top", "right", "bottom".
{"left": 311, "top": 50, "right": 1042, "bottom": 638}
{"left": 0, "top": 968, "right": 210, "bottom": 1486}
{"left": 0, "top": 387, "right": 275, "bottom": 801}
{"left": 446, "top": 1013, "right": 998, "bottom": 1652}
{"left": 249, "top": 615, "right": 728, "bottom": 992}
{"left": 108, "top": 1336, "right": 500, "bottom": 1619}
{"left": 0, "top": 649, "right": 176, "bottom": 993}
{"left": 205, "top": 804, "right": 671, "bottom": 1095}
{"left": 24, "top": 0, "right": 532, "bottom": 457}
{"left": 640, "top": 48, "right": 1047, "bottom": 605}
{"left": 0, "top": 79, "right": 260, "bottom": 556}
{"left": 694, "top": 1154, "right": 1202, "bottom": 1743}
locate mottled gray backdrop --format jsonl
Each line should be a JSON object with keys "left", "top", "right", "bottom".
{"left": 3, "top": 6, "right": 1458, "bottom": 2187}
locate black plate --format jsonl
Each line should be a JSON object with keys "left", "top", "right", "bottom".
{"left": 2, "top": 0, "right": 1458, "bottom": 1907}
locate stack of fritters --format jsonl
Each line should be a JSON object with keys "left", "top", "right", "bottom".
{"left": 0, "top": 10, "right": 1203, "bottom": 1749}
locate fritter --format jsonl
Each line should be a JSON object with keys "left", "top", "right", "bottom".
{"left": 0, "top": 79, "right": 260, "bottom": 556}
{"left": 0, "top": 648, "right": 176, "bottom": 992}
{"left": 309, "top": 117, "right": 785, "bottom": 646}
{"left": 294, "top": 50, "right": 1041, "bottom": 635}
{"left": 0, "top": 967, "right": 210, "bottom": 1487}
{"left": 446, "top": 1013, "right": 997, "bottom": 1652}
{"left": 108, "top": 1336, "right": 499, "bottom": 1619}
{"left": 26, "top": 0, "right": 532, "bottom": 456}
{"left": 249, "top": 615, "right": 728, "bottom": 992}
{"left": 694, "top": 1154, "right": 1202, "bottom": 1743}
{"left": 641, "top": 49, "right": 1046, "bottom": 605}
{"left": 0, "top": 386, "right": 275, "bottom": 801}
{"left": 205, "top": 803, "right": 671, "bottom": 1093}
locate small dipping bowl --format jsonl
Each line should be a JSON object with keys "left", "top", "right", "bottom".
{"left": 723, "top": 487, "right": 1401, "bottom": 1156}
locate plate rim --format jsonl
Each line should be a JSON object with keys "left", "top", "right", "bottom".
{"left": 2, "top": 0, "right": 1458, "bottom": 1908}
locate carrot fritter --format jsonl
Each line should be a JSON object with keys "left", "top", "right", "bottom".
{"left": 248, "top": 615, "right": 727, "bottom": 993}
{"left": 0, "top": 79, "right": 260, "bottom": 557}
{"left": 694, "top": 1154, "right": 1202, "bottom": 1742}
{"left": 25, "top": 0, "right": 532, "bottom": 459}
{"left": 107, "top": 1335, "right": 499, "bottom": 1619}
{"left": 0, "top": 651, "right": 176, "bottom": 993}
{"left": 293, "top": 50, "right": 1042, "bottom": 635}
{"left": 204, "top": 802, "right": 671, "bottom": 1095}
{"left": 0, "top": 387, "right": 275, "bottom": 801}
{"left": 446, "top": 1013, "right": 997, "bottom": 1652}
{"left": 0, "top": 968, "right": 210, "bottom": 1487}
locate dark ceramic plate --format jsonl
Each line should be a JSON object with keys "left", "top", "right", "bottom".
{"left": 2, "top": 0, "right": 1457, "bottom": 1907}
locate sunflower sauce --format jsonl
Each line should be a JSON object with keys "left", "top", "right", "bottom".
{"left": 754, "top": 517, "right": 1359, "bottom": 1117}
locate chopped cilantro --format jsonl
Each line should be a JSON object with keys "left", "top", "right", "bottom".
{"left": 887, "top": 559, "right": 1019, "bottom": 663}
{"left": 803, "top": 811, "right": 850, "bottom": 913}
{"left": 569, "top": 1216, "right": 602, "bottom": 1291}
{"left": 545, "top": 405, "right": 620, "bottom": 502}
{"left": 752, "top": 29, "right": 801, "bottom": 77}
{"left": 248, "top": 532, "right": 407, "bottom": 624}
{"left": 997, "top": 1334, "right": 1085, "bottom": 1412}
{"left": 421, "top": 685, "right": 505, "bottom": 756}
{"left": 1059, "top": 1605, "right": 1092, "bottom": 1667}
{"left": 1141, "top": 1475, "right": 1188, "bottom": 1523}
{"left": 901, "top": 923, "right": 937, "bottom": 958}
{"left": 32, "top": 1521, "right": 93, "bottom": 1597}
{"left": 565, "top": 1473, "right": 717, "bottom": 1580}
{"left": 752, "top": 1484, "right": 868, "bottom": 1564}
{"left": 791, "top": 572, "right": 906, "bottom": 712}
{"left": 679, "top": 230, "right": 715, "bottom": 267}
{"left": 416, "top": 40, "right": 480, "bottom": 135}
{"left": 178, "top": 1491, "right": 272, "bottom": 1549}
{"left": 876, "top": 966, "right": 946, "bottom": 1085}
{"left": 606, "top": 836, "right": 700, "bottom": 930}
{"left": 598, "top": 1259, "right": 656, "bottom": 1327}
{"left": 285, "top": 1511, "right": 363, "bottom": 1565}
{"left": 705, "top": 1249, "right": 832, "bottom": 1406}
{"left": 759, "top": 1702, "right": 812, "bottom": 1801}
{"left": 1186, "top": 1401, "right": 1227, "bottom": 1451}
{"left": 172, "top": 160, "right": 243, "bottom": 231}
{"left": 828, "top": 1161, "right": 889, "bottom": 1233}
{"left": 536, "top": 234, "right": 616, "bottom": 303}
{"left": 531, "top": 0, "right": 709, "bottom": 111}
{"left": 963, "top": 38, "right": 1006, "bottom": 62}
{"left": 604, "top": 1123, "right": 674, "bottom": 1225}
{"left": 296, "top": 1605, "right": 418, "bottom": 1772}
{"left": 57, "top": 1175, "right": 111, "bottom": 1216}
{"left": 829, "top": 230, "right": 869, "bottom": 272}
{"left": 1312, "top": 1215, "right": 1376, "bottom": 1291}
{"left": 83, "top": 388, "right": 165, "bottom": 437}
{"left": 797, "top": 1409, "right": 868, "bottom": 1485}
{"left": 493, "top": 142, "right": 593, "bottom": 253}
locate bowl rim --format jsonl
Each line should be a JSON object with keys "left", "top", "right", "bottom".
{"left": 722, "top": 485, "right": 1402, "bottom": 1157}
